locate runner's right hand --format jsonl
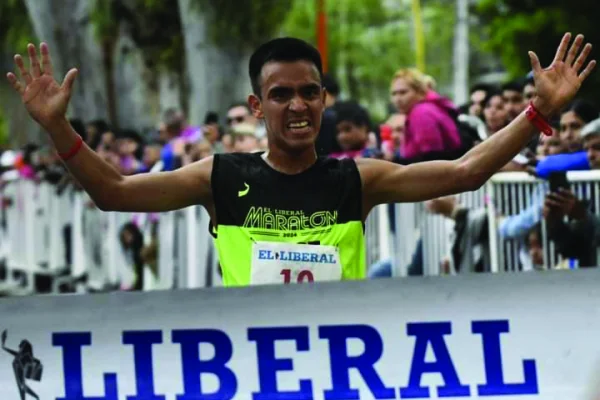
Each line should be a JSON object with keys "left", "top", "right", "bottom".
{"left": 6, "top": 43, "right": 78, "bottom": 128}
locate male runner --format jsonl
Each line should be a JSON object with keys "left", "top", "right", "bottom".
{"left": 5, "top": 33, "right": 595, "bottom": 286}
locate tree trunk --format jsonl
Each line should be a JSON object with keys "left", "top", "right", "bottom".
{"left": 177, "top": 0, "right": 251, "bottom": 125}
{"left": 159, "top": 70, "right": 183, "bottom": 116}
{"left": 452, "top": 0, "right": 469, "bottom": 105}
{"left": 346, "top": 60, "right": 360, "bottom": 100}
{"left": 22, "top": 0, "right": 109, "bottom": 122}
{"left": 177, "top": 0, "right": 214, "bottom": 125}
{"left": 0, "top": 55, "right": 42, "bottom": 146}
{"left": 102, "top": 39, "right": 118, "bottom": 129}
{"left": 111, "top": 25, "right": 157, "bottom": 131}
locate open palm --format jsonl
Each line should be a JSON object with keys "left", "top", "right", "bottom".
{"left": 5, "top": 43, "right": 78, "bottom": 127}
{"left": 530, "top": 33, "right": 596, "bottom": 116}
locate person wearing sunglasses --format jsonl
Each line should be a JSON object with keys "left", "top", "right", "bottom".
{"left": 226, "top": 102, "right": 256, "bottom": 127}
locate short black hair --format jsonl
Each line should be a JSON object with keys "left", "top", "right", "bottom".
{"left": 204, "top": 111, "right": 219, "bottom": 125}
{"left": 322, "top": 73, "right": 340, "bottom": 97}
{"left": 333, "top": 100, "right": 371, "bottom": 129}
{"left": 482, "top": 90, "right": 504, "bottom": 110}
{"left": 87, "top": 119, "right": 111, "bottom": 135}
{"left": 470, "top": 83, "right": 493, "bottom": 95}
{"left": 562, "top": 99, "right": 599, "bottom": 124}
{"left": 249, "top": 37, "right": 324, "bottom": 97}
{"left": 458, "top": 103, "right": 470, "bottom": 115}
{"left": 117, "top": 129, "right": 142, "bottom": 144}
{"left": 501, "top": 80, "right": 524, "bottom": 93}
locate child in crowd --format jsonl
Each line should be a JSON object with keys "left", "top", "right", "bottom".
{"left": 329, "top": 100, "right": 379, "bottom": 160}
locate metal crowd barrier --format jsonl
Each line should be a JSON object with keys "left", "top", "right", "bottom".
{"left": 408, "top": 170, "right": 600, "bottom": 276}
{"left": 1, "top": 170, "right": 599, "bottom": 295}
{"left": 0, "top": 179, "right": 221, "bottom": 295}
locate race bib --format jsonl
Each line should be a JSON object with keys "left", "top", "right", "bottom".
{"left": 251, "top": 241, "right": 342, "bottom": 285}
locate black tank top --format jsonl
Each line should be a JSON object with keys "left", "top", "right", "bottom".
{"left": 210, "top": 152, "right": 365, "bottom": 286}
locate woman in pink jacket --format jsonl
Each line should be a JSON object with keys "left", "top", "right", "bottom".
{"left": 390, "top": 69, "right": 462, "bottom": 159}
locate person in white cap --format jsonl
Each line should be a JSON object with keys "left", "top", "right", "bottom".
{"left": 231, "top": 123, "right": 261, "bottom": 153}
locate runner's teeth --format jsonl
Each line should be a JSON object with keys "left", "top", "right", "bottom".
{"left": 289, "top": 121, "right": 309, "bottom": 128}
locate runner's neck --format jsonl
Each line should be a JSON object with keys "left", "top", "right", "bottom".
{"left": 262, "top": 147, "right": 318, "bottom": 175}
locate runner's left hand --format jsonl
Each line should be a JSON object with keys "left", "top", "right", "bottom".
{"left": 530, "top": 33, "right": 596, "bottom": 117}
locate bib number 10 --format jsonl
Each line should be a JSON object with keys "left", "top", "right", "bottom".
{"left": 281, "top": 269, "right": 314, "bottom": 284}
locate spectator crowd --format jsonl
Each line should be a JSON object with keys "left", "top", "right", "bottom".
{"left": 2, "top": 64, "right": 600, "bottom": 293}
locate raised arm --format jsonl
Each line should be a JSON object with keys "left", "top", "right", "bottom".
{"left": 6, "top": 43, "right": 212, "bottom": 213}
{"left": 359, "top": 33, "right": 595, "bottom": 213}
{"left": 1, "top": 330, "right": 17, "bottom": 357}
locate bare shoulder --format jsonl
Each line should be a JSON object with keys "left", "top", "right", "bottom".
{"left": 355, "top": 157, "right": 398, "bottom": 188}
{"left": 177, "top": 155, "right": 215, "bottom": 205}
{"left": 355, "top": 157, "right": 400, "bottom": 217}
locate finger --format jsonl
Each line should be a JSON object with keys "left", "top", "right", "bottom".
{"left": 40, "top": 42, "right": 53, "bottom": 76}
{"left": 548, "top": 193, "right": 565, "bottom": 201}
{"left": 27, "top": 43, "right": 41, "bottom": 78}
{"left": 565, "top": 34, "right": 584, "bottom": 66}
{"left": 529, "top": 51, "right": 543, "bottom": 74}
{"left": 6, "top": 72, "right": 24, "bottom": 95}
{"left": 554, "top": 193, "right": 571, "bottom": 202}
{"left": 61, "top": 68, "right": 78, "bottom": 92}
{"left": 553, "top": 32, "right": 572, "bottom": 64}
{"left": 579, "top": 60, "right": 597, "bottom": 82}
{"left": 574, "top": 43, "right": 592, "bottom": 73}
{"left": 546, "top": 199, "right": 563, "bottom": 208}
{"left": 14, "top": 54, "right": 32, "bottom": 84}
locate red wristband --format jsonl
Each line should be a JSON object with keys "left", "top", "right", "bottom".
{"left": 525, "top": 101, "right": 553, "bottom": 136}
{"left": 59, "top": 136, "right": 84, "bottom": 161}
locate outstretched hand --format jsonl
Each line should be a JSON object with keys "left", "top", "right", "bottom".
{"left": 6, "top": 43, "right": 78, "bottom": 127}
{"left": 530, "top": 33, "right": 596, "bottom": 117}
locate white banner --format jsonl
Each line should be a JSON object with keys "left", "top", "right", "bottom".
{"left": 0, "top": 270, "right": 599, "bottom": 400}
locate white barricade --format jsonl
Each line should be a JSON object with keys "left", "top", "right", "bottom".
{"left": 158, "top": 211, "right": 176, "bottom": 290}
{"left": 71, "top": 191, "right": 86, "bottom": 282}
{"left": 47, "top": 185, "right": 69, "bottom": 272}
{"left": 2, "top": 171, "right": 600, "bottom": 295}
{"left": 393, "top": 202, "right": 420, "bottom": 277}
{"left": 402, "top": 170, "right": 600, "bottom": 276}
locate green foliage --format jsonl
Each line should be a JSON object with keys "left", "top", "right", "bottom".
{"left": 282, "top": 0, "right": 459, "bottom": 118}
{"left": 191, "top": 0, "right": 294, "bottom": 49}
{"left": 476, "top": 0, "right": 600, "bottom": 98}
{"left": 0, "top": 0, "right": 36, "bottom": 51}
{"left": 421, "top": 0, "right": 456, "bottom": 95}
{"left": 0, "top": 109, "right": 9, "bottom": 146}
{"left": 90, "top": 0, "right": 119, "bottom": 42}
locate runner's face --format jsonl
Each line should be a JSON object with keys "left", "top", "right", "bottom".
{"left": 249, "top": 60, "right": 325, "bottom": 152}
